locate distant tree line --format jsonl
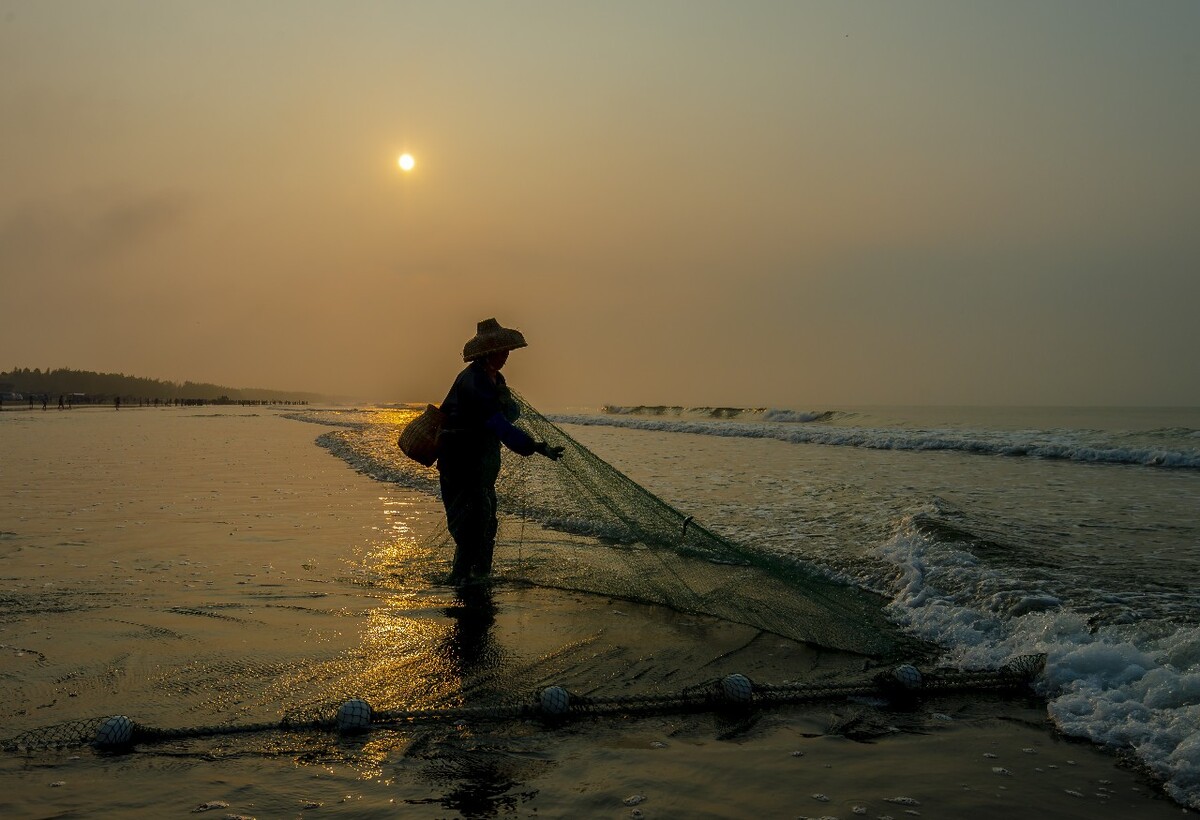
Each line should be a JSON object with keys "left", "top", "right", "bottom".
{"left": 1, "top": 367, "right": 325, "bottom": 404}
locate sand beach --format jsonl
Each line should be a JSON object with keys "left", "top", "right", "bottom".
{"left": 0, "top": 406, "right": 1190, "bottom": 818}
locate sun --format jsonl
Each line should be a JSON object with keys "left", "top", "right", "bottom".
{"left": 398, "top": 153, "right": 415, "bottom": 172}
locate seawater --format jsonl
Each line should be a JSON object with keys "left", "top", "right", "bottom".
{"left": 525, "top": 404, "right": 1200, "bottom": 807}
{"left": 314, "top": 402, "right": 1200, "bottom": 807}
{"left": 4, "top": 403, "right": 1197, "bottom": 813}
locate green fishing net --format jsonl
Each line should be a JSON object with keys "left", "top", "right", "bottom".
{"left": 413, "top": 393, "right": 906, "bottom": 659}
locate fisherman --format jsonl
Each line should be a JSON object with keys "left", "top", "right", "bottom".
{"left": 438, "top": 318, "right": 563, "bottom": 585}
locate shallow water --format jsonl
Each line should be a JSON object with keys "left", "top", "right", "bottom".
{"left": 544, "top": 404, "right": 1200, "bottom": 808}
{"left": 2, "top": 404, "right": 1198, "bottom": 816}
{"left": 302, "top": 401, "right": 1200, "bottom": 808}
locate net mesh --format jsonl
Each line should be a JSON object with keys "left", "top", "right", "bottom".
{"left": 2, "top": 399, "right": 1034, "bottom": 754}
{"left": 425, "top": 393, "right": 908, "bottom": 659}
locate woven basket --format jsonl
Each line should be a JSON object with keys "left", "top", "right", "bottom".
{"left": 398, "top": 404, "right": 445, "bottom": 466}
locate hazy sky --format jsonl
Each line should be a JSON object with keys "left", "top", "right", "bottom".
{"left": 3, "top": 1, "right": 1197, "bottom": 407}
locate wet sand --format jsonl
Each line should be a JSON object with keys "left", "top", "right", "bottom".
{"left": 0, "top": 407, "right": 1188, "bottom": 818}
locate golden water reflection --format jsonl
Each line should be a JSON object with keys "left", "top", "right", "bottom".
{"left": 326, "top": 492, "right": 511, "bottom": 777}
{"left": 372, "top": 406, "right": 423, "bottom": 428}
{"left": 275, "top": 431, "right": 537, "bottom": 807}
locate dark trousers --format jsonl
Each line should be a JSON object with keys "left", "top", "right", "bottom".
{"left": 438, "top": 437, "right": 502, "bottom": 580}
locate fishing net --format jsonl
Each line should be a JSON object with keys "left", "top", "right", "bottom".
{"left": 405, "top": 393, "right": 908, "bottom": 659}
{"left": 1, "top": 399, "right": 1001, "bottom": 755}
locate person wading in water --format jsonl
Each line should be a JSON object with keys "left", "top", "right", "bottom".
{"left": 438, "top": 318, "right": 563, "bottom": 585}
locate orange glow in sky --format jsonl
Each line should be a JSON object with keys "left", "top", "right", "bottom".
{"left": 2, "top": 3, "right": 1198, "bottom": 406}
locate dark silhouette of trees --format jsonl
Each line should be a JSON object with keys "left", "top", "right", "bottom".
{"left": 1, "top": 367, "right": 323, "bottom": 404}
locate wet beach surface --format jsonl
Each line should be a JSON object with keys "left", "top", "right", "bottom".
{"left": 0, "top": 408, "right": 1190, "bottom": 817}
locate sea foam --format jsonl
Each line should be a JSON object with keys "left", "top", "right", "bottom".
{"left": 873, "top": 519, "right": 1200, "bottom": 809}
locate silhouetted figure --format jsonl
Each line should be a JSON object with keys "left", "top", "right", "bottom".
{"left": 437, "top": 318, "right": 563, "bottom": 586}
{"left": 114, "top": 396, "right": 120, "bottom": 410}
{"left": 58, "top": 395, "right": 65, "bottom": 410}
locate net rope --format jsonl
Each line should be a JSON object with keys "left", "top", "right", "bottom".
{"left": 4, "top": 656, "right": 1045, "bottom": 751}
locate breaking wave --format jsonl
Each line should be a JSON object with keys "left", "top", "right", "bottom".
{"left": 552, "top": 413, "right": 1200, "bottom": 470}
{"left": 602, "top": 405, "right": 852, "bottom": 424}
{"left": 870, "top": 505, "right": 1200, "bottom": 810}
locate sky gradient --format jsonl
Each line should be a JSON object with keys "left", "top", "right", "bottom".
{"left": 3, "top": 1, "right": 1198, "bottom": 408}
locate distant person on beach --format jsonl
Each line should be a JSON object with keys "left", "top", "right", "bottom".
{"left": 437, "top": 318, "right": 563, "bottom": 585}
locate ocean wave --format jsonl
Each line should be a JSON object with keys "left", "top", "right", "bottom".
{"left": 313, "top": 430, "right": 438, "bottom": 493}
{"left": 281, "top": 410, "right": 369, "bottom": 431}
{"left": 603, "top": 404, "right": 766, "bottom": 419}
{"left": 601, "top": 405, "right": 854, "bottom": 423}
{"left": 871, "top": 515, "right": 1200, "bottom": 810}
{"left": 550, "top": 414, "right": 1200, "bottom": 469}
{"left": 763, "top": 409, "right": 848, "bottom": 423}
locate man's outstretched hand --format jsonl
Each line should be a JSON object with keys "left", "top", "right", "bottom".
{"left": 535, "top": 441, "right": 565, "bottom": 461}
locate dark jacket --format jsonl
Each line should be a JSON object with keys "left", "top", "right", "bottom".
{"left": 439, "top": 360, "right": 536, "bottom": 457}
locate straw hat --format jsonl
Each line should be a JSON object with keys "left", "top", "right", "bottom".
{"left": 462, "top": 318, "right": 528, "bottom": 361}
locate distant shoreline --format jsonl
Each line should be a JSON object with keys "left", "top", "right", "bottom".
{"left": 0, "top": 366, "right": 328, "bottom": 405}
{"left": 0, "top": 399, "right": 310, "bottom": 411}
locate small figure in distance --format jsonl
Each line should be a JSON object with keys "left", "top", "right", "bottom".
{"left": 437, "top": 318, "right": 564, "bottom": 586}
